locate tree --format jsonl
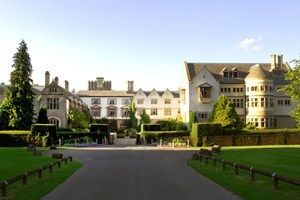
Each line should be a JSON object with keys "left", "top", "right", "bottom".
{"left": 36, "top": 105, "right": 48, "bottom": 124}
{"left": 128, "top": 100, "right": 137, "bottom": 129}
{"left": 0, "top": 40, "right": 35, "bottom": 130}
{"left": 188, "top": 111, "right": 197, "bottom": 131}
{"left": 209, "top": 95, "right": 242, "bottom": 130}
{"left": 140, "top": 109, "right": 151, "bottom": 124}
{"left": 278, "top": 57, "right": 300, "bottom": 127}
{"left": 68, "top": 107, "right": 89, "bottom": 132}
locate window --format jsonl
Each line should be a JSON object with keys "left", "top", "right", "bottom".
{"left": 233, "top": 71, "right": 238, "bottom": 78}
{"left": 251, "top": 98, "right": 258, "bottom": 107}
{"left": 151, "top": 108, "right": 158, "bottom": 115}
{"left": 251, "top": 86, "right": 258, "bottom": 91}
{"left": 151, "top": 99, "right": 157, "bottom": 104}
{"left": 137, "top": 99, "right": 144, "bottom": 104}
{"left": 270, "top": 98, "right": 274, "bottom": 107}
{"left": 261, "top": 118, "right": 265, "bottom": 128}
{"left": 122, "top": 99, "right": 130, "bottom": 105}
{"left": 278, "top": 99, "right": 283, "bottom": 106}
{"left": 223, "top": 71, "right": 229, "bottom": 78}
{"left": 164, "top": 99, "right": 171, "bottom": 104}
{"left": 108, "top": 98, "right": 117, "bottom": 105}
{"left": 49, "top": 88, "right": 57, "bottom": 92}
{"left": 285, "top": 99, "right": 291, "bottom": 105}
{"left": 198, "top": 113, "right": 208, "bottom": 119}
{"left": 91, "top": 107, "right": 101, "bottom": 117}
{"left": 47, "top": 98, "right": 59, "bottom": 109}
{"left": 164, "top": 108, "right": 171, "bottom": 116}
{"left": 49, "top": 118, "right": 59, "bottom": 126}
{"left": 91, "top": 98, "right": 101, "bottom": 105}
{"left": 200, "top": 87, "right": 211, "bottom": 98}
{"left": 232, "top": 99, "right": 244, "bottom": 108}
{"left": 261, "top": 98, "right": 265, "bottom": 107}
{"left": 107, "top": 107, "right": 117, "bottom": 117}
{"left": 121, "top": 108, "right": 129, "bottom": 117}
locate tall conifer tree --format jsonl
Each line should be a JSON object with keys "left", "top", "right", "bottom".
{"left": 6, "top": 40, "right": 35, "bottom": 129}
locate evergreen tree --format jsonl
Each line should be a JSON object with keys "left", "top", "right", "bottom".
{"left": 188, "top": 111, "right": 197, "bottom": 131}
{"left": 140, "top": 109, "right": 151, "bottom": 124}
{"left": 36, "top": 105, "right": 48, "bottom": 124}
{"left": 128, "top": 100, "right": 137, "bottom": 129}
{"left": 209, "top": 95, "right": 242, "bottom": 130}
{"left": 1, "top": 40, "right": 35, "bottom": 130}
{"left": 278, "top": 57, "right": 300, "bottom": 127}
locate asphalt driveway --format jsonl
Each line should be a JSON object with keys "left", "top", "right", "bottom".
{"left": 42, "top": 141, "right": 239, "bottom": 200}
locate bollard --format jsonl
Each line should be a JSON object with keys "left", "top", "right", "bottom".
{"left": 49, "top": 164, "right": 53, "bottom": 173}
{"left": 160, "top": 138, "right": 162, "bottom": 147}
{"left": 38, "top": 167, "right": 43, "bottom": 178}
{"left": 187, "top": 139, "right": 189, "bottom": 147}
{"left": 75, "top": 139, "right": 77, "bottom": 148}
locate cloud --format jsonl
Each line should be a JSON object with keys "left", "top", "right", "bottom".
{"left": 239, "top": 37, "right": 263, "bottom": 51}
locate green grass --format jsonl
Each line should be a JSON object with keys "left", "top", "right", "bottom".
{"left": 188, "top": 146, "right": 300, "bottom": 200}
{"left": 0, "top": 147, "right": 82, "bottom": 200}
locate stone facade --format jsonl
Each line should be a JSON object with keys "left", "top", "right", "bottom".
{"left": 180, "top": 54, "right": 297, "bottom": 128}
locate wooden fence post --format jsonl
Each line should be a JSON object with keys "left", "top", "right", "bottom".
{"left": 38, "top": 167, "right": 43, "bottom": 178}
{"left": 234, "top": 163, "right": 238, "bottom": 175}
{"left": 58, "top": 160, "right": 61, "bottom": 168}
{"left": 205, "top": 157, "right": 208, "bottom": 165}
{"left": 222, "top": 160, "right": 226, "bottom": 170}
{"left": 213, "top": 157, "right": 216, "bottom": 167}
{"left": 64, "top": 158, "right": 68, "bottom": 165}
{"left": 23, "top": 173, "right": 28, "bottom": 185}
{"left": 250, "top": 167, "right": 255, "bottom": 181}
{"left": 199, "top": 155, "right": 202, "bottom": 163}
{"left": 49, "top": 164, "right": 53, "bottom": 173}
{"left": 69, "top": 156, "right": 73, "bottom": 162}
{"left": 2, "top": 181, "right": 8, "bottom": 197}
{"left": 272, "top": 173, "right": 279, "bottom": 189}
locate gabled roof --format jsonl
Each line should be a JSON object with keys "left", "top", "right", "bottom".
{"left": 184, "top": 61, "right": 289, "bottom": 84}
{"left": 43, "top": 81, "right": 82, "bottom": 102}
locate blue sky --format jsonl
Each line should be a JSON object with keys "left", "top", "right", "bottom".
{"left": 0, "top": 0, "right": 299, "bottom": 91}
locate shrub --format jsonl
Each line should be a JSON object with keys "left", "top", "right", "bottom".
{"left": 31, "top": 124, "right": 57, "bottom": 146}
{"left": 141, "top": 124, "right": 161, "bottom": 132}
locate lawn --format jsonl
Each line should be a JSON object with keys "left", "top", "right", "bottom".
{"left": 0, "top": 147, "right": 82, "bottom": 200}
{"left": 188, "top": 146, "right": 300, "bottom": 200}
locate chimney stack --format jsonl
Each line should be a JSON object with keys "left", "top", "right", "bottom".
{"left": 54, "top": 77, "right": 59, "bottom": 85}
{"left": 270, "top": 54, "right": 276, "bottom": 70}
{"left": 65, "top": 80, "right": 69, "bottom": 91}
{"left": 126, "top": 81, "right": 134, "bottom": 93}
{"left": 96, "top": 77, "right": 104, "bottom": 90}
{"left": 277, "top": 54, "right": 283, "bottom": 70}
{"left": 45, "top": 71, "right": 50, "bottom": 86}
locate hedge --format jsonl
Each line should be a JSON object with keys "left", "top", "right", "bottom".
{"left": 31, "top": 124, "right": 57, "bottom": 146}
{"left": 140, "top": 131, "right": 190, "bottom": 139}
{"left": 190, "top": 123, "right": 222, "bottom": 146}
{"left": 0, "top": 132, "right": 31, "bottom": 147}
{"left": 141, "top": 124, "right": 161, "bottom": 132}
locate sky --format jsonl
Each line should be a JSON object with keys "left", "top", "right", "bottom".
{"left": 0, "top": 0, "right": 299, "bottom": 92}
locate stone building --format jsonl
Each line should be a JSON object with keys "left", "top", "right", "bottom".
{"left": 40, "top": 71, "right": 88, "bottom": 127}
{"left": 180, "top": 54, "right": 297, "bottom": 128}
{"left": 77, "top": 78, "right": 181, "bottom": 130}
{"left": 134, "top": 88, "right": 180, "bottom": 123}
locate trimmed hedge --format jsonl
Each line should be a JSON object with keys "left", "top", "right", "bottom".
{"left": 31, "top": 124, "right": 57, "bottom": 146}
{"left": 190, "top": 123, "right": 222, "bottom": 146}
{"left": 0, "top": 132, "right": 31, "bottom": 147}
{"left": 140, "top": 131, "right": 190, "bottom": 139}
{"left": 141, "top": 124, "right": 161, "bottom": 132}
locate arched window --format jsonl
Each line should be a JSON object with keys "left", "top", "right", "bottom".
{"left": 49, "top": 118, "right": 60, "bottom": 127}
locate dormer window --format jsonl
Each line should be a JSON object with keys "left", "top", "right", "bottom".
{"left": 232, "top": 67, "right": 239, "bottom": 78}
{"left": 222, "top": 68, "right": 229, "bottom": 78}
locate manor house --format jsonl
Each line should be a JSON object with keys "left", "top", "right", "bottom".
{"left": 179, "top": 54, "right": 297, "bottom": 128}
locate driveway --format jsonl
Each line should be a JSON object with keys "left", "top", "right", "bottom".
{"left": 42, "top": 139, "right": 239, "bottom": 200}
